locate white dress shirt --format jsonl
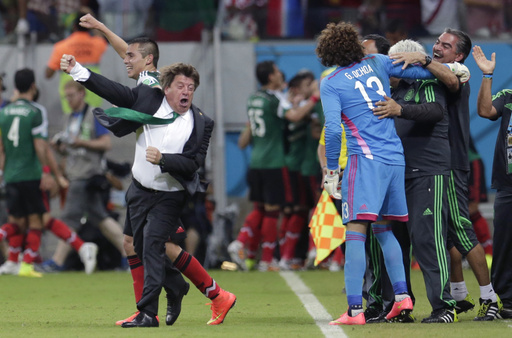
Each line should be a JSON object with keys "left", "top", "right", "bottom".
{"left": 70, "top": 61, "right": 195, "bottom": 191}
{"left": 132, "top": 97, "right": 194, "bottom": 191}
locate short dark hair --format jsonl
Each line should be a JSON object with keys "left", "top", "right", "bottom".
{"left": 256, "top": 60, "right": 276, "bottom": 86}
{"left": 159, "top": 62, "right": 200, "bottom": 91}
{"left": 128, "top": 37, "right": 160, "bottom": 68}
{"left": 443, "top": 28, "right": 472, "bottom": 63}
{"left": 14, "top": 68, "right": 35, "bottom": 93}
{"left": 316, "top": 22, "right": 364, "bottom": 67}
{"left": 75, "top": 11, "right": 89, "bottom": 32}
{"left": 288, "top": 70, "right": 315, "bottom": 89}
{"left": 362, "top": 34, "right": 390, "bottom": 55}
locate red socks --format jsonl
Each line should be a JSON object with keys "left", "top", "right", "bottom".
{"left": 471, "top": 211, "right": 493, "bottom": 256}
{"left": 22, "top": 229, "right": 42, "bottom": 263}
{"left": 260, "top": 210, "right": 279, "bottom": 263}
{"left": 127, "top": 255, "right": 144, "bottom": 303}
{"left": 45, "top": 218, "right": 84, "bottom": 252}
{"left": 174, "top": 250, "right": 220, "bottom": 299}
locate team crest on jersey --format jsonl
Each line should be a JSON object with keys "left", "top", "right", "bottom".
{"left": 404, "top": 89, "right": 415, "bottom": 102}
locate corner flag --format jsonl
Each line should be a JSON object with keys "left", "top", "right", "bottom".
{"left": 308, "top": 190, "right": 346, "bottom": 266}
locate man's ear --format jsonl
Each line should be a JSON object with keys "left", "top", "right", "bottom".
{"left": 454, "top": 53, "right": 464, "bottom": 63}
{"left": 146, "top": 54, "right": 154, "bottom": 66}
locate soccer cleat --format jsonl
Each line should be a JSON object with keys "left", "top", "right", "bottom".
{"left": 329, "top": 311, "right": 365, "bottom": 325}
{"left": 386, "top": 296, "right": 414, "bottom": 322}
{"left": 474, "top": 296, "right": 503, "bottom": 321}
{"left": 207, "top": 290, "right": 236, "bottom": 325}
{"left": 454, "top": 294, "right": 475, "bottom": 313}
{"left": 497, "top": 307, "right": 512, "bottom": 319}
{"left": 228, "top": 240, "right": 247, "bottom": 271}
{"left": 0, "top": 260, "right": 19, "bottom": 275}
{"left": 78, "top": 242, "right": 98, "bottom": 275}
{"left": 258, "top": 260, "right": 279, "bottom": 272}
{"left": 364, "top": 307, "right": 387, "bottom": 324}
{"left": 18, "top": 262, "right": 43, "bottom": 278}
{"left": 116, "top": 312, "right": 139, "bottom": 326}
{"left": 116, "top": 311, "right": 159, "bottom": 326}
{"left": 38, "top": 259, "right": 65, "bottom": 273}
{"left": 278, "top": 259, "right": 292, "bottom": 271}
{"left": 421, "top": 308, "right": 458, "bottom": 323}
{"left": 245, "top": 258, "right": 256, "bottom": 271}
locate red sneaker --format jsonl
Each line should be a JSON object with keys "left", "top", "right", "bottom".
{"left": 115, "top": 311, "right": 159, "bottom": 325}
{"left": 329, "top": 311, "right": 365, "bottom": 325}
{"left": 207, "top": 290, "right": 237, "bottom": 325}
{"left": 386, "top": 296, "right": 414, "bottom": 322}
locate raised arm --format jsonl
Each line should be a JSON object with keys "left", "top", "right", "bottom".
{"left": 80, "top": 13, "right": 128, "bottom": 59}
{"left": 389, "top": 51, "right": 466, "bottom": 92}
{"left": 473, "top": 45, "right": 498, "bottom": 120}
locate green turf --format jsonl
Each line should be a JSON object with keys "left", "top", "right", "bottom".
{"left": 0, "top": 268, "right": 510, "bottom": 337}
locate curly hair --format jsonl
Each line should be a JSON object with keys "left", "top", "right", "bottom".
{"left": 316, "top": 22, "right": 364, "bottom": 68}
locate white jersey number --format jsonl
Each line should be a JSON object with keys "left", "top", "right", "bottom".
{"left": 7, "top": 116, "right": 20, "bottom": 147}
{"left": 354, "top": 76, "right": 386, "bottom": 109}
{"left": 248, "top": 108, "right": 266, "bottom": 137}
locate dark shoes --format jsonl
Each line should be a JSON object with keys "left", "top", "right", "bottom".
{"left": 421, "top": 308, "right": 458, "bottom": 323}
{"left": 364, "top": 307, "right": 387, "bottom": 324}
{"left": 166, "top": 282, "right": 190, "bottom": 326}
{"left": 121, "top": 311, "right": 159, "bottom": 328}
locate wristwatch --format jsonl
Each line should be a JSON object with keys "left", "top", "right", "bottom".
{"left": 159, "top": 156, "right": 165, "bottom": 168}
{"left": 423, "top": 55, "right": 432, "bottom": 68}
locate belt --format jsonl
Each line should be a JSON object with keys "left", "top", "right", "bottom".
{"left": 133, "top": 178, "right": 160, "bottom": 193}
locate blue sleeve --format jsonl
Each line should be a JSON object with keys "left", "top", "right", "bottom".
{"left": 94, "top": 118, "right": 110, "bottom": 137}
{"left": 320, "top": 81, "right": 342, "bottom": 170}
{"left": 385, "top": 56, "right": 435, "bottom": 80}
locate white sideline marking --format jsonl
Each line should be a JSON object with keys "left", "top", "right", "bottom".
{"left": 280, "top": 271, "right": 347, "bottom": 338}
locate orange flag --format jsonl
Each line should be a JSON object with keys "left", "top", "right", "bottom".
{"left": 308, "top": 190, "right": 346, "bottom": 266}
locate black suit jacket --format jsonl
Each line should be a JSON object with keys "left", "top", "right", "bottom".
{"left": 80, "top": 71, "right": 214, "bottom": 195}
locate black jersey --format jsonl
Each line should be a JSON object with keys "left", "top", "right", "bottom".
{"left": 447, "top": 82, "right": 471, "bottom": 171}
{"left": 491, "top": 89, "right": 512, "bottom": 191}
{"left": 393, "top": 78, "right": 450, "bottom": 179}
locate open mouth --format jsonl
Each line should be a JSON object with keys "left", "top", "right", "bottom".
{"left": 180, "top": 98, "right": 189, "bottom": 105}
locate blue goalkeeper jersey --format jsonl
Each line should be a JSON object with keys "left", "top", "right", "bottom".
{"left": 321, "top": 53, "right": 434, "bottom": 169}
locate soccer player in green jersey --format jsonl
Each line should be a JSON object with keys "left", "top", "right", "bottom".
{"left": 0, "top": 69, "right": 54, "bottom": 277}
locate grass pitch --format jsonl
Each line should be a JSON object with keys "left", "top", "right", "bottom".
{"left": 0, "top": 268, "right": 510, "bottom": 337}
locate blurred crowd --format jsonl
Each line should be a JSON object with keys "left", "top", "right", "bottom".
{"left": 0, "top": 1, "right": 511, "bottom": 44}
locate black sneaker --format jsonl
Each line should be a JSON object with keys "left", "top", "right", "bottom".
{"left": 364, "top": 307, "right": 387, "bottom": 324}
{"left": 497, "top": 307, "right": 512, "bottom": 319}
{"left": 474, "top": 296, "right": 502, "bottom": 321}
{"left": 454, "top": 294, "right": 475, "bottom": 313}
{"left": 421, "top": 308, "right": 458, "bottom": 323}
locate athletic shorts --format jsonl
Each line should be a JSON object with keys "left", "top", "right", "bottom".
{"left": 468, "top": 158, "right": 488, "bottom": 203}
{"left": 6, "top": 180, "right": 46, "bottom": 217}
{"left": 247, "top": 167, "right": 292, "bottom": 206}
{"left": 341, "top": 154, "right": 408, "bottom": 224}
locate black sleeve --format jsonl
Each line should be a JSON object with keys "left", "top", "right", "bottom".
{"left": 81, "top": 71, "right": 138, "bottom": 108}
{"left": 400, "top": 80, "right": 446, "bottom": 123}
{"left": 159, "top": 116, "right": 214, "bottom": 178}
{"left": 401, "top": 102, "right": 444, "bottom": 123}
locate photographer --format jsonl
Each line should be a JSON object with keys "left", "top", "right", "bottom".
{"left": 46, "top": 80, "right": 126, "bottom": 271}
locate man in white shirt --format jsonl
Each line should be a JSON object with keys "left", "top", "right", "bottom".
{"left": 60, "top": 54, "right": 236, "bottom": 328}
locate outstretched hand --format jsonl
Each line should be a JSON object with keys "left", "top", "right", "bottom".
{"left": 389, "top": 52, "right": 425, "bottom": 70}
{"left": 472, "top": 45, "right": 496, "bottom": 74}
{"left": 60, "top": 54, "right": 76, "bottom": 74}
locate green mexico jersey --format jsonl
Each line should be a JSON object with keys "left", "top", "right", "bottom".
{"left": 248, "top": 89, "right": 286, "bottom": 169}
{"left": 137, "top": 70, "right": 161, "bottom": 88}
{"left": 284, "top": 118, "right": 308, "bottom": 171}
{"left": 0, "top": 99, "right": 46, "bottom": 183}
{"left": 301, "top": 102, "right": 324, "bottom": 176}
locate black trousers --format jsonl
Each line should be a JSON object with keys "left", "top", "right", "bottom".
{"left": 491, "top": 189, "right": 512, "bottom": 308}
{"left": 125, "top": 182, "right": 188, "bottom": 316}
